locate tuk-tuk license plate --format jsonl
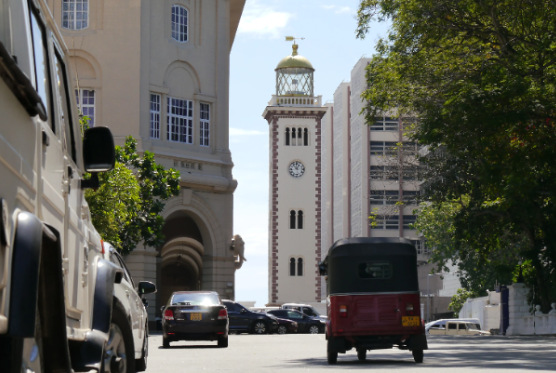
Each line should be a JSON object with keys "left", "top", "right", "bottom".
{"left": 402, "top": 316, "right": 420, "bottom": 327}
{"left": 190, "top": 313, "right": 202, "bottom": 321}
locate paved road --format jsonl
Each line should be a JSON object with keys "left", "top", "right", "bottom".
{"left": 146, "top": 333, "right": 556, "bottom": 372}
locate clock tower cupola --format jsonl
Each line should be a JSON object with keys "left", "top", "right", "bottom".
{"left": 263, "top": 39, "right": 328, "bottom": 306}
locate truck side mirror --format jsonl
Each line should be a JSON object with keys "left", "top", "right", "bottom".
{"left": 161, "top": 306, "right": 166, "bottom": 312}
{"left": 318, "top": 262, "right": 327, "bottom": 276}
{"left": 83, "top": 127, "right": 115, "bottom": 173}
{"left": 138, "top": 281, "right": 157, "bottom": 295}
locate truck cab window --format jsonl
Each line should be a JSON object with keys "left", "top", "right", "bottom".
{"left": 29, "top": 8, "right": 53, "bottom": 130}
{"left": 54, "top": 52, "right": 76, "bottom": 161}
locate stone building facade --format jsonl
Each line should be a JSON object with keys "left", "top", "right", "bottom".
{"left": 47, "top": 0, "right": 246, "bottom": 326}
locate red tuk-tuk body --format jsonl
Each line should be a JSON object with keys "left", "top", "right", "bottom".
{"left": 320, "top": 238, "right": 427, "bottom": 364}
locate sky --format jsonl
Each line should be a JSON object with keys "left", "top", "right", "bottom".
{"left": 229, "top": 0, "right": 390, "bottom": 307}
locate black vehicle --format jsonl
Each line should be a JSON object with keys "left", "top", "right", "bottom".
{"left": 267, "top": 310, "right": 325, "bottom": 334}
{"left": 222, "top": 300, "right": 279, "bottom": 334}
{"left": 161, "top": 291, "right": 228, "bottom": 348}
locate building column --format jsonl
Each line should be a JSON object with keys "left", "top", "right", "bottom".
{"left": 506, "top": 283, "right": 529, "bottom": 335}
{"left": 124, "top": 248, "right": 158, "bottom": 326}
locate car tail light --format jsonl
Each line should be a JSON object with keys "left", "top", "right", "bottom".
{"left": 218, "top": 308, "right": 228, "bottom": 320}
{"left": 339, "top": 305, "right": 347, "bottom": 318}
{"left": 164, "top": 309, "right": 174, "bottom": 321}
{"left": 406, "top": 303, "right": 414, "bottom": 316}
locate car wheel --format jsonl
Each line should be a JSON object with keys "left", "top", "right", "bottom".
{"left": 253, "top": 321, "right": 267, "bottom": 334}
{"left": 135, "top": 325, "right": 148, "bottom": 371}
{"left": 357, "top": 349, "right": 366, "bottom": 361}
{"left": 104, "top": 303, "right": 135, "bottom": 373}
{"left": 217, "top": 336, "right": 228, "bottom": 348}
{"left": 327, "top": 338, "right": 338, "bottom": 364}
{"left": 412, "top": 349, "right": 424, "bottom": 363}
{"left": 277, "top": 325, "right": 288, "bottom": 335}
{"left": 162, "top": 337, "right": 170, "bottom": 348}
{"left": 309, "top": 325, "right": 320, "bottom": 334}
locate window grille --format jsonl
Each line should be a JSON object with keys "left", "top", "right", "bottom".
{"left": 370, "top": 141, "right": 399, "bottom": 156}
{"left": 290, "top": 258, "right": 296, "bottom": 276}
{"left": 370, "top": 165, "right": 399, "bottom": 180}
{"left": 290, "top": 210, "right": 296, "bottom": 229}
{"left": 411, "top": 240, "right": 429, "bottom": 255}
{"left": 402, "top": 190, "right": 419, "bottom": 203}
{"left": 297, "top": 210, "right": 303, "bottom": 229}
{"left": 371, "top": 215, "right": 399, "bottom": 230}
{"left": 369, "top": 190, "right": 399, "bottom": 205}
{"left": 297, "top": 258, "right": 304, "bottom": 276}
{"left": 370, "top": 116, "right": 399, "bottom": 131}
{"left": 403, "top": 215, "right": 417, "bottom": 229}
{"left": 75, "top": 89, "right": 95, "bottom": 126}
{"left": 171, "top": 5, "right": 188, "bottom": 42}
{"left": 285, "top": 128, "right": 290, "bottom": 145}
{"left": 150, "top": 94, "right": 161, "bottom": 139}
{"left": 200, "top": 103, "right": 210, "bottom": 146}
{"left": 62, "top": 0, "right": 89, "bottom": 30}
{"left": 167, "top": 97, "right": 193, "bottom": 143}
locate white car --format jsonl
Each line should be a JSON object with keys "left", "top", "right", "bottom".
{"left": 428, "top": 320, "right": 491, "bottom": 336}
{"left": 425, "top": 318, "right": 481, "bottom": 334}
{"left": 107, "top": 245, "right": 156, "bottom": 372}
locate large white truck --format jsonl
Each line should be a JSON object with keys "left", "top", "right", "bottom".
{"left": 0, "top": 0, "right": 129, "bottom": 371}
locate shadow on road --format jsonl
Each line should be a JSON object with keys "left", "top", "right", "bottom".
{"left": 279, "top": 336, "right": 556, "bottom": 370}
{"left": 157, "top": 345, "right": 219, "bottom": 349}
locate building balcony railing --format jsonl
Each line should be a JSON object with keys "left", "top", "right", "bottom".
{"left": 268, "top": 95, "right": 322, "bottom": 107}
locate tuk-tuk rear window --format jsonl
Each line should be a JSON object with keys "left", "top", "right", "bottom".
{"left": 358, "top": 262, "right": 392, "bottom": 279}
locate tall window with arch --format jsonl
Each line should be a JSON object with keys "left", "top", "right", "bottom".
{"left": 291, "top": 127, "right": 297, "bottom": 146}
{"left": 297, "top": 258, "right": 304, "bottom": 276}
{"left": 303, "top": 128, "right": 308, "bottom": 146}
{"left": 289, "top": 258, "right": 296, "bottom": 276}
{"left": 171, "top": 5, "right": 188, "bottom": 42}
{"left": 285, "top": 127, "right": 290, "bottom": 145}
{"left": 290, "top": 210, "right": 296, "bottom": 229}
{"left": 297, "top": 210, "right": 303, "bottom": 229}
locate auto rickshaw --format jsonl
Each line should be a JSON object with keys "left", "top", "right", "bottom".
{"left": 319, "top": 237, "right": 428, "bottom": 364}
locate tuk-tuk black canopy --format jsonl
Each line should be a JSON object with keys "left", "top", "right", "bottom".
{"left": 321, "top": 237, "right": 419, "bottom": 295}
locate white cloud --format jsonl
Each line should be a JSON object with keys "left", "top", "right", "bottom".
{"left": 321, "top": 4, "right": 354, "bottom": 14}
{"left": 237, "top": 1, "right": 293, "bottom": 39}
{"left": 230, "top": 128, "right": 267, "bottom": 136}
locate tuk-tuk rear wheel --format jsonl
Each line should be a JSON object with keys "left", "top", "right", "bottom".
{"left": 357, "top": 349, "right": 366, "bottom": 361}
{"left": 412, "top": 349, "right": 424, "bottom": 363}
{"left": 327, "top": 339, "right": 338, "bottom": 364}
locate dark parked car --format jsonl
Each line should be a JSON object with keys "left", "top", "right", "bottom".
{"left": 268, "top": 310, "right": 325, "bottom": 334}
{"left": 161, "top": 291, "right": 228, "bottom": 348}
{"left": 222, "top": 300, "right": 279, "bottom": 334}
{"left": 276, "top": 318, "right": 298, "bottom": 334}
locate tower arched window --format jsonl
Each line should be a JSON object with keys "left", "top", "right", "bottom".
{"left": 290, "top": 210, "right": 296, "bottom": 229}
{"left": 291, "top": 127, "right": 296, "bottom": 146}
{"left": 171, "top": 5, "right": 188, "bottom": 42}
{"left": 297, "top": 128, "right": 303, "bottom": 146}
{"left": 297, "top": 258, "right": 304, "bottom": 276}
{"left": 297, "top": 210, "right": 303, "bottom": 229}
{"left": 304, "top": 128, "right": 308, "bottom": 146}
{"left": 290, "top": 258, "right": 296, "bottom": 276}
{"left": 285, "top": 127, "right": 290, "bottom": 145}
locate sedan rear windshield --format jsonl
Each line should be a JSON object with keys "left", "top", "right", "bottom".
{"left": 170, "top": 293, "right": 220, "bottom": 306}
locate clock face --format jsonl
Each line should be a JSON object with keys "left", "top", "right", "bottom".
{"left": 289, "top": 161, "right": 305, "bottom": 178}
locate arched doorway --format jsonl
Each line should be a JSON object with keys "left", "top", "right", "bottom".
{"left": 157, "top": 212, "right": 205, "bottom": 309}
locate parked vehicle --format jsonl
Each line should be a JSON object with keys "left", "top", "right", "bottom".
{"left": 267, "top": 310, "right": 325, "bottom": 334}
{"left": 276, "top": 318, "right": 298, "bottom": 335}
{"left": 0, "top": 1, "right": 127, "bottom": 371}
{"left": 319, "top": 237, "right": 428, "bottom": 364}
{"left": 106, "top": 244, "right": 157, "bottom": 371}
{"left": 428, "top": 321, "right": 491, "bottom": 336}
{"left": 281, "top": 303, "right": 327, "bottom": 320}
{"left": 162, "top": 291, "right": 228, "bottom": 348}
{"left": 222, "top": 300, "right": 279, "bottom": 334}
{"left": 425, "top": 318, "right": 481, "bottom": 334}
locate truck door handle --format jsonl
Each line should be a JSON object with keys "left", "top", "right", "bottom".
{"left": 126, "top": 290, "right": 130, "bottom": 297}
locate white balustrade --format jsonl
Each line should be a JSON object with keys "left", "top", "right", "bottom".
{"left": 507, "top": 284, "right": 556, "bottom": 335}
{"left": 268, "top": 95, "right": 323, "bottom": 107}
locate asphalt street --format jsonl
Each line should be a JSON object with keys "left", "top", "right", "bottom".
{"left": 146, "top": 333, "right": 556, "bottom": 372}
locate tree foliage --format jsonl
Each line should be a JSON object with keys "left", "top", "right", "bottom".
{"left": 357, "top": 0, "right": 556, "bottom": 310}
{"left": 448, "top": 288, "right": 477, "bottom": 317}
{"left": 86, "top": 136, "right": 181, "bottom": 255}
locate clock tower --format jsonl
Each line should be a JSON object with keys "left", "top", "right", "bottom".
{"left": 263, "top": 42, "right": 327, "bottom": 306}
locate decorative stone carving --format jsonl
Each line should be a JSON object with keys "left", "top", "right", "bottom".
{"left": 549, "top": 303, "right": 556, "bottom": 315}
{"left": 231, "top": 234, "right": 246, "bottom": 269}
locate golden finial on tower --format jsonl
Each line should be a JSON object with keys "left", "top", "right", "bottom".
{"left": 285, "top": 36, "right": 305, "bottom": 56}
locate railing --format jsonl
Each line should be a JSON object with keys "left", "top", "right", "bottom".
{"left": 268, "top": 95, "right": 322, "bottom": 107}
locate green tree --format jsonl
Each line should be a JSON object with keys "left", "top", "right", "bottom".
{"left": 357, "top": 0, "right": 556, "bottom": 311}
{"left": 85, "top": 136, "right": 181, "bottom": 254}
{"left": 448, "top": 288, "right": 477, "bottom": 318}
